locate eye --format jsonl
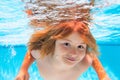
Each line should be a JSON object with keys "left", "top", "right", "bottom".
{"left": 64, "top": 42, "right": 70, "bottom": 47}
{"left": 78, "top": 45, "right": 84, "bottom": 49}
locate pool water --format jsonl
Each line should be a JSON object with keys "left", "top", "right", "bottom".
{"left": 0, "top": 0, "right": 120, "bottom": 80}
{"left": 0, "top": 45, "right": 120, "bottom": 80}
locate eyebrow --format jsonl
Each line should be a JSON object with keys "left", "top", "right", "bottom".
{"left": 62, "top": 38, "right": 86, "bottom": 44}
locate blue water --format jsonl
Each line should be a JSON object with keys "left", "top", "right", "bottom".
{"left": 0, "top": 0, "right": 120, "bottom": 80}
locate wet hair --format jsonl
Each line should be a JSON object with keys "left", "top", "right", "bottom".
{"left": 28, "top": 20, "right": 99, "bottom": 58}
{"left": 23, "top": 0, "right": 95, "bottom": 28}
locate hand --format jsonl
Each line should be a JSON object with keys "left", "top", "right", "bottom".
{"left": 15, "top": 70, "right": 29, "bottom": 80}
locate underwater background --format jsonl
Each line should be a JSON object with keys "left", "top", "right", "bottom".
{"left": 0, "top": 0, "right": 120, "bottom": 80}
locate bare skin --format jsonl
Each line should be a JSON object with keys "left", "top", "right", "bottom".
{"left": 31, "top": 50, "right": 92, "bottom": 80}
{"left": 15, "top": 32, "right": 110, "bottom": 80}
{"left": 29, "top": 32, "right": 93, "bottom": 80}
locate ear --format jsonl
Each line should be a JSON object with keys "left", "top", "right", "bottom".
{"left": 31, "top": 50, "right": 41, "bottom": 60}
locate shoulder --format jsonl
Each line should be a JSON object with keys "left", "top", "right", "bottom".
{"left": 31, "top": 50, "right": 41, "bottom": 60}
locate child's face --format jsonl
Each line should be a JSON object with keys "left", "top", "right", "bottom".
{"left": 53, "top": 31, "right": 87, "bottom": 67}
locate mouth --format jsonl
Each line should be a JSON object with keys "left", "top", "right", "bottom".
{"left": 66, "top": 57, "right": 76, "bottom": 61}
{"left": 63, "top": 57, "right": 77, "bottom": 64}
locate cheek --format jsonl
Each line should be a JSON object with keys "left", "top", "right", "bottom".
{"left": 77, "top": 50, "right": 86, "bottom": 59}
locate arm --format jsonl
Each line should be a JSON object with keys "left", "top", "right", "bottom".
{"left": 92, "top": 56, "right": 110, "bottom": 80}
{"left": 20, "top": 50, "right": 35, "bottom": 71}
{"left": 15, "top": 51, "right": 35, "bottom": 80}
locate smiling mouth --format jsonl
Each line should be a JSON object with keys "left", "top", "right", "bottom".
{"left": 66, "top": 57, "right": 76, "bottom": 61}
{"left": 64, "top": 57, "right": 77, "bottom": 63}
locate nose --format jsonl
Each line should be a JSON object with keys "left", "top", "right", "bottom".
{"left": 69, "top": 48, "right": 77, "bottom": 57}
